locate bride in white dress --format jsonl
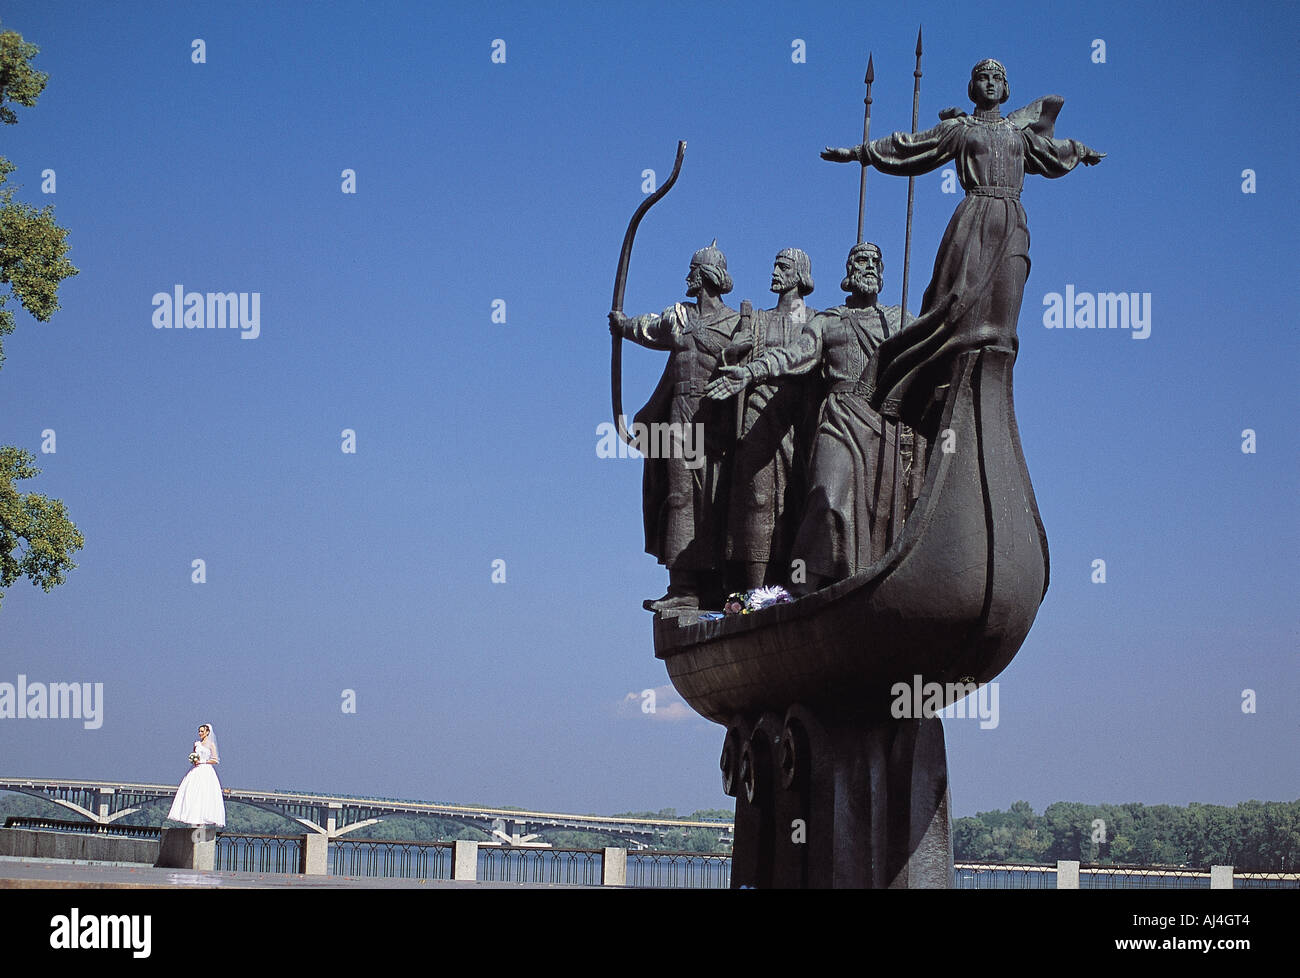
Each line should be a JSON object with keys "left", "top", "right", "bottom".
{"left": 167, "top": 723, "right": 226, "bottom": 827}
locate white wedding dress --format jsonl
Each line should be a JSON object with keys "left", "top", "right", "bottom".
{"left": 167, "top": 741, "right": 226, "bottom": 827}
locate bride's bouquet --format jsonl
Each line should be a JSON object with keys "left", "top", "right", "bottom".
{"left": 189, "top": 751, "right": 201, "bottom": 765}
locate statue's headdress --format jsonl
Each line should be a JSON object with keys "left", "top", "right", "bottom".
{"left": 776, "top": 247, "right": 815, "bottom": 296}
{"left": 691, "top": 239, "right": 733, "bottom": 294}
{"left": 968, "top": 58, "right": 1010, "bottom": 104}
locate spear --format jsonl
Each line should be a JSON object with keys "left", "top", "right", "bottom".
{"left": 856, "top": 54, "right": 874, "bottom": 244}
{"left": 900, "top": 27, "right": 922, "bottom": 318}
{"left": 900, "top": 28, "right": 928, "bottom": 513}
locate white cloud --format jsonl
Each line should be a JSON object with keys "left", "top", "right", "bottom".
{"left": 614, "top": 684, "right": 692, "bottom": 722}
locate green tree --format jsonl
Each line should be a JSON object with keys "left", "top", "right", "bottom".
{"left": 1042, "top": 801, "right": 1092, "bottom": 862}
{"left": 953, "top": 815, "right": 996, "bottom": 861}
{"left": 688, "top": 808, "right": 733, "bottom": 820}
{"left": 1, "top": 446, "right": 83, "bottom": 608}
{"left": 955, "top": 799, "right": 1300, "bottom": 871}
{"left": 0, "top": 23, "right": 81, "bottom": 611}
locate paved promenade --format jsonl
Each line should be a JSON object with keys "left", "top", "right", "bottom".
{"left": 0, "top": 857, "right": 585, "bottom": 889}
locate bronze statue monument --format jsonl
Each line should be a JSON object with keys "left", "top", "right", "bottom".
{"left": 608, "top": 51, "right": 1103, "bottom": 887}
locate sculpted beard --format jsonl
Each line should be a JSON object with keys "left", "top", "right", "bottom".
{"left": 842, "top": 267, "right": 881, "bottom": 296}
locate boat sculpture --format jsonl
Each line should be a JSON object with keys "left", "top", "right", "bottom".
{"left": 652, "top": 344, "right": 1048, "bottom": 888}
{"left": 653, "top": 344, "right": 1049, "bottom": 720}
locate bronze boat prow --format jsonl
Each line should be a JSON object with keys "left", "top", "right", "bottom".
{"left": 654, "top": 346, "right": 1050, "bottom": 724}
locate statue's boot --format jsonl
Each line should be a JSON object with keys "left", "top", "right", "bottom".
{"left": 644, "top": 594, "right": 701, "bottom": 613}
{"left": 643, "top": 569, "right": 702, "bottom": 613}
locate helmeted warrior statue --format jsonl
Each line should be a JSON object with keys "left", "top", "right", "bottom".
{"left": 706, "top": 248, "right": 816, "bottom": 591}
{"left": 822, "top": 58, "right": 1104, "bottom": 435}
{"left": 609, "top": 241, "right": 742, "bottom": 612}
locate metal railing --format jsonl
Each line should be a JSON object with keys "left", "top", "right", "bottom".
{"left": 953, "top": 862, "right": 1056, "bottom": 888}
{"left": 1235, "top": 873, "right": 1300, "bottom": 890}
{"left": 213, "top": 832, "right": 302, "bottom": 874}
{"left": 955, "top": 860, "right": 1298, "bottom": 889}
{"left": 6, "top": 817, "right": 1292, "bottom": 889}
{"left": 477, "top": 846, "right": 603, "bottom": 886}
{"left": 627, "top": 850, "right": 731, "bottom": 888}
{"left": 3, "top": 816, "right": 161, "bottom": 839}
{"left": 1080, "top": 864, "right": 1210, "bottom": 889}
{"left": 331, "top": 838, "right": 451, "bottom": 880}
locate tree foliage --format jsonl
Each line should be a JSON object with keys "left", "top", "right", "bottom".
{"left": 953, "top": 799, "right": 1300, "bottom": 872}
{"left": 0, "top": 447, "right": 83, "bottom": 609}
{"left": 0, "top": 29, "right": 46, "bottom": 126}
{"left": 0, "top": 22, "right": 81, "bottom": 611}
{"left": 1, "top": 156, "right": 79, "bottom": 362}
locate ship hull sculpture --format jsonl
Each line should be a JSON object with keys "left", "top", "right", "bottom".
{"left": 610, "top": 53, "right": 1102, "bottom": 888}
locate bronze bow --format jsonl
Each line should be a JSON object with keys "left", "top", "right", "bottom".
{"left": 610, "top": 141, "right": 686, "bottom": 447}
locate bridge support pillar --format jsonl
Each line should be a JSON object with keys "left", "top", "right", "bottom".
{"left": 1210, "top": 865, "right": 1234, "bottom": 889}
{"left": 490, "top": 817, "right": 542, "bottom": 846}
{"left": 96, "top": 789, "right": 113, "bottom": 823}
{"left": 300, "top": 833, "right": 329, "bottom": 875}
{"left": 325, "top": 802, "right": 342, "bottom": 835}
{"left": 1057, "top": 860, "right": 1080, "bottom": 889}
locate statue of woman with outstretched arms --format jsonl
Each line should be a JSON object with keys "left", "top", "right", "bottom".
{"left": 822, "top": 58, "right": 1103, "bottom": 434}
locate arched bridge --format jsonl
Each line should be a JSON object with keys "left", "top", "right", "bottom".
{"left": 0, "top": 777, "right": 733, "bottom": 847}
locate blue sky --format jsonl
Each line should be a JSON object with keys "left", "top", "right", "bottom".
{"left": 0, "top": 0, "right": 1295, "bottom": 819}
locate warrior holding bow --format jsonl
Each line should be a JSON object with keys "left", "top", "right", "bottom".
{"left": 610, "top": 242, "right": 741, "bottom": 612}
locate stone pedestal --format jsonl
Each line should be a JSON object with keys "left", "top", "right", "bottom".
{"left": 1057, "top": 860, "right": 1080, "bottom": 888}
{"left": 1210, "top": 865, "right": 1234, "bottom": 889}
{"left": 155, "top": 826, "right": 216, "bottom": 871}
{"left": 723, "top": 708, "right": 951, "bottom": 888}
{"left": 452, "top": 840, "right": 479, "bottom": 881}
{"left": 300, "top": 833, "right": 329, "bottom": 875}
{"left": 601, "top": 847, "right": 628, "bottom": 886}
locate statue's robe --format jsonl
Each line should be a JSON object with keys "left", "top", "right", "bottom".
{"left": 862, "top": 97, "right": 1088, "bottom": 432}
{"left": 627, "top": 302, "right": 742, "bottom": 571}
{"left": 724, "top": 301, "right": 816, "bottom": 576}
{"left": 792, "top": 304, "right": 909, "bottom": 581}
{"left": 740, "top": 302, "right": 908, "bottom": 583}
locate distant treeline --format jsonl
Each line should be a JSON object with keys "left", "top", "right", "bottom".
{"left": 953, "top": 800, "right": 1299, "bottom": 872}
{"left": 7, "top": 791, "right": 1290, "bottom": 868}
